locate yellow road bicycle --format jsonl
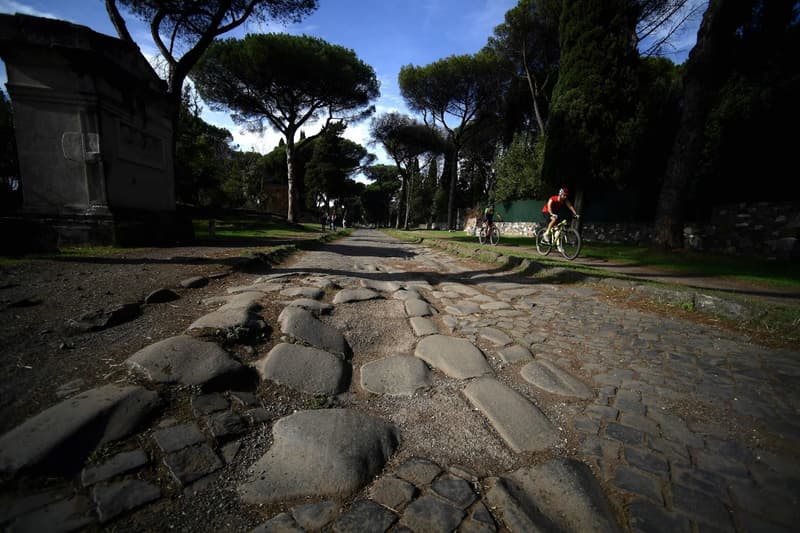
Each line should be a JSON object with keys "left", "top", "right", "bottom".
{"left": 535, "top": 219, "right": 582, "bottom": 260}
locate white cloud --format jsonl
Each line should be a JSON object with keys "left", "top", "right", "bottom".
{"left": 0, "top": 0, "right": 59, "bottom": 19}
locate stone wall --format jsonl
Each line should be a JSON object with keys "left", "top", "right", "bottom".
{"left": 465, "top": 202, "right": 799, "bottom": 261}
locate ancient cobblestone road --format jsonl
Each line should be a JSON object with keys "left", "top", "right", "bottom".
{"left": 1, "top": 229, "right": 797, "bottom": 532}
{"left": 284, "top": 230, "right": 800, "bottom": 532}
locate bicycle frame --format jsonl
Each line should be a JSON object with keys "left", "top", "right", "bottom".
{"left": 535, "top": 219, "right": 581, "bottom": 260}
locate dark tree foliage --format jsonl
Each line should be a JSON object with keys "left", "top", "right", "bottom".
{"left": 175, "top": 87, "right": 234, "bottom": 206}
{"left": 486, "top": 0, "right": 561, "bottom": 139}
{"left": 399, "top": 51, "right": 506, "bottom": 229}
{"left": 694, "top": 0, "right": 800, "bottom": 208}
{"left": 304, "top": 124, "right": 370, "bottom": 210}
{"left": 542, "top": 0, "right": 642, "bottom": 193}
{"left": 361, "top": 164, "right": 401, "bottom": 226}
{"left": 370, "top": 112, "right": 445, "bottom": 228}
{"left": 655, "top": 0, "right": 799, "bottom": 247}
{"left": 192, "top": 33, "right": 379, "bottom": 222}
{"left": 104, "top": 0, "right": 318, "bottom": 196}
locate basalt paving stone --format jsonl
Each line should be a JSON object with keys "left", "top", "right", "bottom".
{"left": 254, "top": 343, "right": 348, "bottom": 396}
{"left": 415, "top": 335, "right": 492, "bottom": 379}
{"left": 400, "top": 494, "right": 465, "bottom": 532}
{"left": 368, "top": 476, "right": 418, "bottom": 512}
{"left": 163, "top": 444, "right": 223, "bottom": 486}
{"left": 520, "top": 359, "right": 594, "bottom": 399}
{"left": 278, "top": 307, "right": 348, "bottom": 355}
{"left": 238, "top": 409, "right": 399, "bottom": 505}
{"left": 464, "top": 377, "right": 559, "bottom": 453}
{"left": 291, "top": 500, "right": 340, "bottom": 531}
{"left": 0, "top": 384, "right": 160, "bottom": 476}
{"left": 152, "top": 423, "right": 206, "bottom": 454}
{"left": 405, "top": 298, "right": 435, "bottom": 317}
{"left": 395, "top": 457, "right": 443, "bottom": 487}
{"left": 81, "top": 449, "right": 149, "bottom": 487}
{"left": 280, "top": 286, "right": 324, "bottom": 300}
{"left": 7, "top": 495, "right": 96, "bottom": 532}
{"left": 92, "top": 479, "right": 161, "bottom": 523}
{"left": 191, "top": 393, "right": 230, "bottom": 416}
{"left": 360, "top": 355, "right": 433, "bottom": 397}
{"left": 332, "top": 287, "right": 382, "bottom": 304}
{"left": 205, "top": 411, "right": 248, "bottom": 442}
{"left": 126, "top": 336, "right": 243, "bottom": 388}
{"left": 284, "top": 297, "right": 334, "bottom": 316}
{"left": 431, "top": 475, "right": 478, "bottom": 509}
{"left": 498, "top": 344, "right": 533, "bottom": 363}
{"left": 409, "top": 316, "right": 439, "bottom": 336}
{"left": 331, "top": 499, "right": 397, "bottom": 533}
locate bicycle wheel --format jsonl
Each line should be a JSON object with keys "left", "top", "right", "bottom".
{"left": 478, "top": 227, "right": 486, "bottom": 245}
{"left": 559, "top": 228, "right": 581, "bottom": 260}
{"left": 535, "top": 229, "right": 553, "bottom": 255}
{"left": 489, "top": 226, "right": 500, "bottom": 246}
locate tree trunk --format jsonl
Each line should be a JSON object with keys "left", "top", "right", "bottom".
{"left": 522, "top": 45, "right": 546, "bottom": 137}
{"left": 654, "top": 0, "right": 738, "bottom": 248}
{"left": 404, "top": 175, "right": 413, "bottom": 229}
{"left": 395, "top": 173, "right": 405, "bottom": 230}
{"left": 446, "top": 148, "right": 458, "bottom": 230}
{"left": 285, "top": 137, "right": 296, "bottom": 223}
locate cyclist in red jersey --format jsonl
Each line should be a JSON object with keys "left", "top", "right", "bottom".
{"left": 541, "top": 187, "right": 578, "bottom": 243}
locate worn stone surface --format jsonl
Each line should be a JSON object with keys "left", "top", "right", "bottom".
{"left": 360, "top": 355, "right": 433, "bottom": 396}
{"left": 0, "top": 385, "right": 159, "bottom": 475}
{"left": 278, "top": 307, "right": 348, "bottom": 355}
{"left": 253, "top": 343, "right": 348, "bottom": 395}
{"left": 463, "top": 377, "right": 559, "bottom": 453}
{"left": 414, "top": 335, "right": 492, "bottom": 379}
{"left": 2, "top": 228, "right": 797, "bottom": 533}
{"left": 239, "top": 409, "right": 399, "bottom": 504}
{"left": 81, "top": 449, "right": 149, "bottom": 486}
{"left": 126, "top": 335, "right": 243, "bottom": 387}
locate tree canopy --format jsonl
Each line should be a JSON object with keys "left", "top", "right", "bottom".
{"left": 370, "top": 112, "right": 444, "bottom": 228}
{"left": 192, "top": 32, "right": 379, "bottom": 221}
{"left": 399, "top": 50, "right": 506, "bottom": 228}
{"left": 105, "top": 0, "right": 318, "bottom": 97}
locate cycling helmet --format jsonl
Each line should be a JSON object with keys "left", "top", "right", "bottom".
{"left": 559, "top": 187, "right": 569, "bottom": 196}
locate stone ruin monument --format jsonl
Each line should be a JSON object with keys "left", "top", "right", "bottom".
{"left": 0, "top": 13, "right": 191, "bottom": 251}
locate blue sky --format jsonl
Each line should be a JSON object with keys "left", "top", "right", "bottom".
{"left": 1, "top": 0, "right": 703, "bottom": 163}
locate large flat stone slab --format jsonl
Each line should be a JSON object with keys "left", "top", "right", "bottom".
{"left": 239, "top": 409, "right": 399, "bottom": 504}
{"left": 479, "top": 327, "right": 513, "bottom": 346}
{"left": 485, "top": 459, "right": 622, "bottom": 533}
{"left": 414, "top": 335, "right": 492, "bottom": 379}
{"left": 188, "top": 291, "right": 264, "bottom": 332}
{"left": 405, "top": 298, "right": 435, "bottom": 317}
{"left": 253, "top": 343, "right": 348, "bottom": 395}
{"left": 125, "top": 335, "right": 243, "bottom": 388}
{"left": 498, "top": 344, "right": 533, "bottom": 363}
{"left": 278, "top": 307, "right": 348, "bottom": 355}
{"left": 521, "top": 360, "right": 594, "bottom": 399}
{"left": 0, "top": 385, "right": 159, "bottom": 475}
{"left": 463, "top": 377, "right": 558, "bottom": 453}
{"left": 409, "top": 317, "right": 438, "bottom": 336}
{"left": 333, "top": 288, "right": 381, "bottom": 304}
{"left": 360, "top": 356, "right": 433, "bottom": 396}
{"left": 360, "top": 279, "right": 402, "bottom": 293}
{"left": 285, "top": 298, "right": 333, "bottom": 316}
